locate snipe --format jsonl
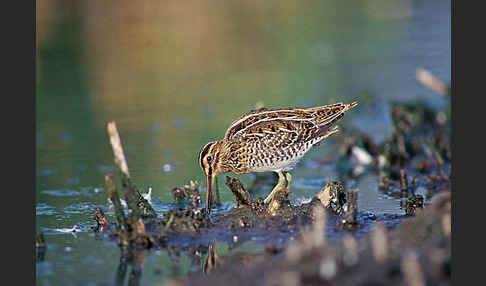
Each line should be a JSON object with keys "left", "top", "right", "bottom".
{"left": 199, "top": 102, "right": 358, "bottom": 213}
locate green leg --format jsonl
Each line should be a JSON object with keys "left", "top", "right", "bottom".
{"left": 285, "top": 172, "right": 292, "bottom": 189}
{"left": 264, "top": 171, "right": 287, "bottom": 204}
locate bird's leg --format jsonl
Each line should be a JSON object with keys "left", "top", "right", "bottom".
{"left": 285, "top": 172, "right": 292, "bottom": 190}
{"left": 264, "top": 171, "right": 286, "bottom": 204}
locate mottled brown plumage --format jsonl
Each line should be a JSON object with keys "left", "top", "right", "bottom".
{"left": 199, "top": 102, "right": 358, "bottom": 213}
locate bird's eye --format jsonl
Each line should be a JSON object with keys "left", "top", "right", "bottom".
{"left": 206, "top": 156, "right": 212, "bottom": 162}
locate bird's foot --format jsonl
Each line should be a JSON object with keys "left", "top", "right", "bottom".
{"left": 264, "top": 172, "right": 290, "bottom": 204}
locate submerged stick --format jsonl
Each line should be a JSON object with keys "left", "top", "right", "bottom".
{"left": 106, "top": 122, "right": 148, "bottom": 235}
{"left": 105, "top": 174, "right": 128, "bottom": 231}
{"left": 115, "top": 254, "right": 129, "bottom": 286}
{"left": 128, "top": 250, "right": 146, "bottom": 286}
{"left": 108, "top": 122, "right": 156, "bottom": 219}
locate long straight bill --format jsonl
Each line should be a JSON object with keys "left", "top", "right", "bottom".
{"left": 205, "top": 173, "right": 215, "bottom": 214}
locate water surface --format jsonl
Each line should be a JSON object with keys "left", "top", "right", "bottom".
{"left": 36, "top": 1, "right": 450, "bottom": 285}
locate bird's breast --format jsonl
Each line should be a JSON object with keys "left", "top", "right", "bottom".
{"left": 247, "top": 139, "right": 318, "bottom": 172}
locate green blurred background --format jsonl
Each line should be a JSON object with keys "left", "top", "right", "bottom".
{"left": 36, "top": 0, "right": 450, "bottom": 285}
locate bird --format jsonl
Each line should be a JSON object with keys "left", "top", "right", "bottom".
{"left": 198, "top": 101, "right": 358, "bottom": 214}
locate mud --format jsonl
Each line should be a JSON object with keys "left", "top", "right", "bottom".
{"left": 165, "top": 191, "right": 451, "bottom": 286}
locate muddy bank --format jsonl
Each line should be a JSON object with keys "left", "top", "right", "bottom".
{"left": 165, "top": 190, "right": 451, "bottom": 286}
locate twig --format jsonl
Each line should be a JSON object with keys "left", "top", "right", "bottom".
{"left": 107, "top": 122, "right": 130, "bottom": 178}
{"left": 105, "top": 174, "right": 127, "bottom": 231}
{"left": 225, "top": 176, "right": 251, "bottom": 207}
{"left": 106, "top": 122, "right": 148, "bottom": 237}
{"left": 416, "top": 68, "right": 448, "bottom": 96}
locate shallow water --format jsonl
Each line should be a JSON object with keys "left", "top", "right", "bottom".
{"left": 36, "top": 1, "right": 450, "bottom": 285}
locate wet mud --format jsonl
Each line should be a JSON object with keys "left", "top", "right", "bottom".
{"left": 168, "top": 190, "right": 451, "bottom": 286}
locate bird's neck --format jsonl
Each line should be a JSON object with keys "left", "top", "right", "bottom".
{"left": 215, "top": 140, "right": 245, "bottom": 174}
{"left": 211, "top": 140, "right": 227, "bottom": 175}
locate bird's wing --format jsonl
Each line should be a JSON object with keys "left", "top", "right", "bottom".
{"left": 224, "top": 103, "right": 357, "bottom": 147}
{"left": 223, "top": 108, "right": 319, "bottom": 149}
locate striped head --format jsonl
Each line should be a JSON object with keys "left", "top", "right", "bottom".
{"left": 198, "top": 140, "right": 223, "bottom": 214}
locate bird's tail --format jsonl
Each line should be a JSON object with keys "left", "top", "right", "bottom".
{"left": 343, "top": 101, "right": 358, "bottom": 112}
{"left": 315, "top": 101, "right": 358, "bottom": 126}
{"left": 313, "top": 101, "right": 358, "bottom": 139}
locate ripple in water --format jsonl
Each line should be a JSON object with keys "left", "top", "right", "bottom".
{"left": 42, "top": 190, "right": 80, "bottom": 197}
{"left": 36, "top": 203, "right": 56, "bottom": 215}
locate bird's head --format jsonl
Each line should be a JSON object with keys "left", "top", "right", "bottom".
{"left": 198, "top": 140, "right": 223, "bottom": 213}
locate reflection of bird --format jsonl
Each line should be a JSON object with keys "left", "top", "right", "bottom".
{"left": 199, "top": 102, "right": 358, "bottom": 213}
{"left": 203, "top": 243, "right": 221, "bottom": 275}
